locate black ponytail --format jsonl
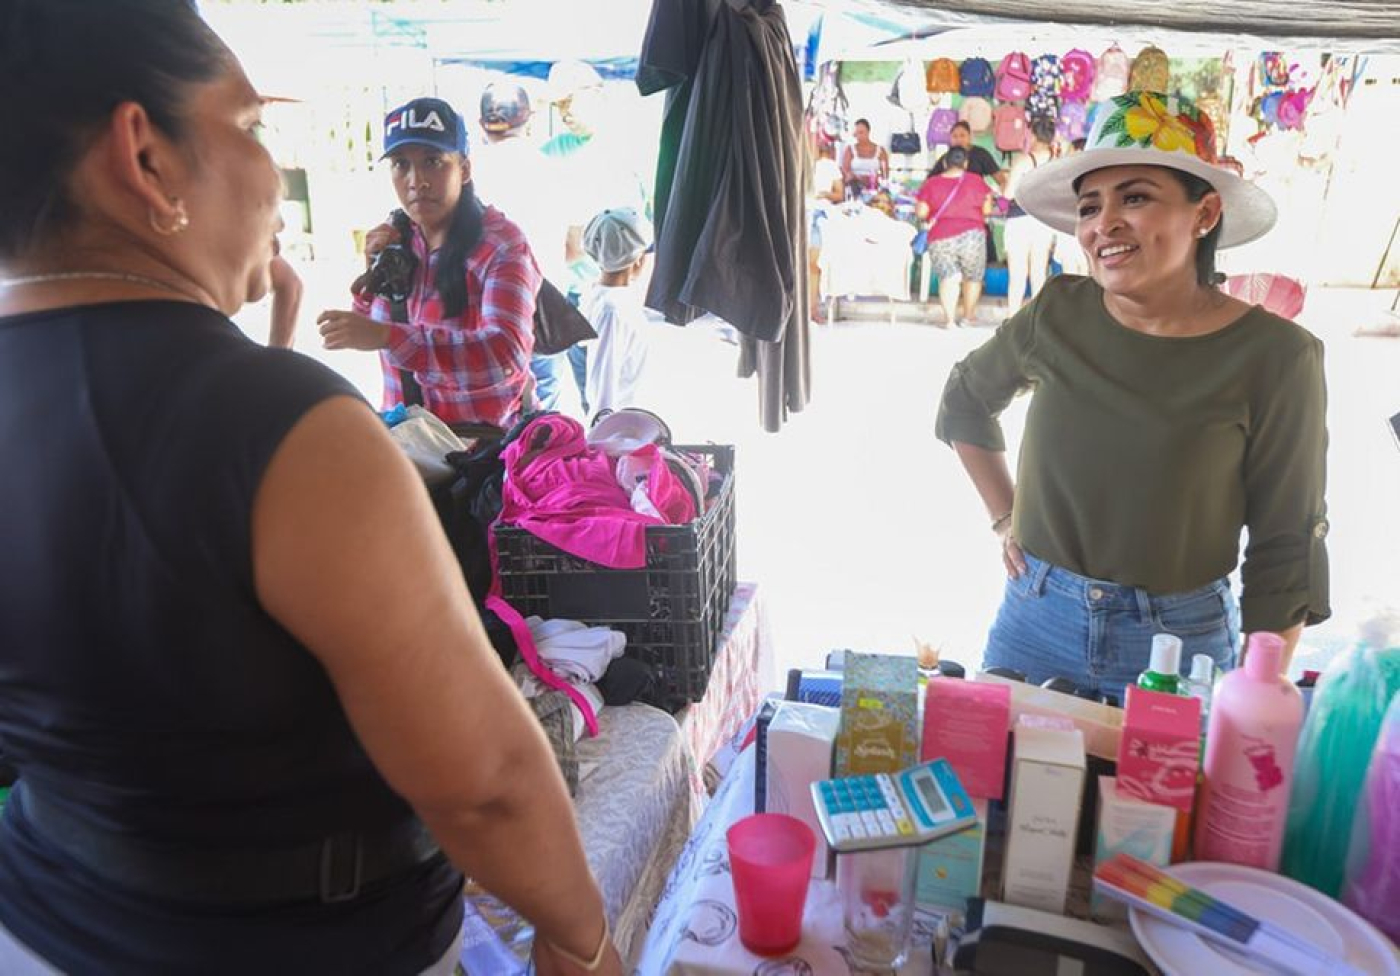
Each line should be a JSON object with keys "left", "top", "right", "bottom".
{"left": 436, "top": 180, "right": 485, "bottom": 319}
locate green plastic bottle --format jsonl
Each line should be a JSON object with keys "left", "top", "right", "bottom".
{"left": 1137, "top": 633, "right": 1183, "bottom": 695}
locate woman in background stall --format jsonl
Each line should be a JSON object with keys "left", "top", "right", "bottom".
{"left": 840, "top": 118, "right": 889, "bottom": 196}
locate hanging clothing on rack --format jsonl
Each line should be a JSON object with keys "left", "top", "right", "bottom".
{"left": 637, "top": 0, "right": 811, "bottom": 432}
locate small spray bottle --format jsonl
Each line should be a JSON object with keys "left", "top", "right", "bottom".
{"left": 1185, "top": 654, "right": 1216, "bottom": 732}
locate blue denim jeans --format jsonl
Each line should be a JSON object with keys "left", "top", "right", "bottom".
{"left": 529, "top": 352, "right": 565, "bottom": 412}
{"left": 983, "top": 552, "right": 1240, "bottom": 706}
{"left": 567, "top": 343, "right": 589, "bottom": 414}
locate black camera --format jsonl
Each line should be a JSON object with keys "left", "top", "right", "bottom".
{"left": 363, "top": 243, "right": 417, "bottom": 302}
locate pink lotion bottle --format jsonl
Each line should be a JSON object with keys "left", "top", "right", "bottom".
{"left": 1193, "top": 632, "right": 1304, "bottom": 870}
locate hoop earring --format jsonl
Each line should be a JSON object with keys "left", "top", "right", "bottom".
{"left": 150, "top": 198, "right": 190, "bottom": 236}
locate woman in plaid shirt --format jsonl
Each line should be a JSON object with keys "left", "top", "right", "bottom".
{"left": 319, "top": 97, "right": 541, "bottom": 437}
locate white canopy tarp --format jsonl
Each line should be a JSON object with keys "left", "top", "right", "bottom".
{"left": 852, "top": 0, "right": 1400, "bottom": 51}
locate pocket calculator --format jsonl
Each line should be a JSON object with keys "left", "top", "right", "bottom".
{"left": 810, "top": 759, "right": 979, "bottom": 853}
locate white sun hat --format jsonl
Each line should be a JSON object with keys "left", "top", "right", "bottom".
{"left": 1016, "top": 91, "right": 1277, "bottom": 249}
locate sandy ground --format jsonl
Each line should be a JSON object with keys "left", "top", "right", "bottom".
{"left": 240, "top": 264, "right": 1400, "bottom": 686}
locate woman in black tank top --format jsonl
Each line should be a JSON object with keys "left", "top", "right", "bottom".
{"left": 0, "top": 3, "right": 618, "bottom": 973}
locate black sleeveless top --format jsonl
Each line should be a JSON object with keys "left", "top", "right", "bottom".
{"left": 0, "top": 301, "right": 462, "bottom": 973}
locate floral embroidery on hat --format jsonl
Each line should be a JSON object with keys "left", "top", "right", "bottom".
{"left": 1095, "top": 92, "right": 1218, "bottom": 162}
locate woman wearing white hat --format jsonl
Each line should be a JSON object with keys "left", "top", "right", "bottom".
{"left": 936, "top": 92, "right": 1329, "bottom": 702}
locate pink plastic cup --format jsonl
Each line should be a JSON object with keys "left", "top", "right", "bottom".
{"left": 726, "top": 813, "right": 816, "bottom": 955}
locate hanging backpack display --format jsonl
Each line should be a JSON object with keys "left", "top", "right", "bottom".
{"left": 1129, "top": 45, "right": 1170, "bottom": 92}
{"left": 1025, "top": 57, "right": 1058, "bottom": 129}
{"left": 1094, "top": 44, "right": 1131, "bottom": 101}
{"left": 903, "top": 57, "right": 928, "bottom": 111}
{"left": 996, "top": 52, "right": 1033, "bottom": 101}
{"left": 805, "top": 60, "right": 849, "bottom": 148}
{"left": 927, "top": 107, "right": 958, "bottom": 146}
{"left": 1195, "top": 91, "right": 1229, "bottom": 147}
{"left": 1056, "top": 101, "right": 1088, "bottom": 142}
{"left": 926, "top": 57, "right": 960, "bottom": 94}
{"left": 1059, "top": 48, "right": 1096, "bottom": 102}
{"left": 1031, "top": 54, "right": 1062, "bottom": 97}
{"left": 1027, "top": 88, "right": 1059, "bottom": 133}
{"left": 960, "top": 96, "right": 993, "bottom": 133}
{"left": 1260, "top": 52, "right": 1292, "bottom": 88}
{"left": 1027, "top": 55, "right": 1062, "bottom": 138}
{"left": 1277, "top": 88, "right": 1312, "bottom": 130}
{"left": 993, "top": 103, "right": 1028, "bottom": 153}
{"left": 960, "top": 57, "right": 996, "bottom": 97}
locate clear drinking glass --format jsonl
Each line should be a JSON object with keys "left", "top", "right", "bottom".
{"left": 836, "top": 845, "right": 920, "bottom": 969}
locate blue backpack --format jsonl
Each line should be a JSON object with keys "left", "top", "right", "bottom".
{"left": 960, "top": 57, "right": 995, "bottom": 97}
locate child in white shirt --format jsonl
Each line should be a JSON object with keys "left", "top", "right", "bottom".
{"left": 581, "top": 208, "right": 653, "bottom": 420}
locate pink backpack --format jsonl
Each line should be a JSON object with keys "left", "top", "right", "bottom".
{"left": 1094, "top": 44, "right": 1131, "bottom": 101}
{"left": 994, "top": 104, "right": 1028, "bottom": 153}
{"left": 996, "top": 52, "right": 1033, "bottom": 102}
{"left": 1060, "top": 48, "right": 1096, "bottom": 102}
{"left": 926, "top": 107, "right": 958, "bottom": 145}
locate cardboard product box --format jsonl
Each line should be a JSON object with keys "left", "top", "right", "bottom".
{"left": 1003, "top": 725, "right": 1086, "bottom": 915}
{"left": 916, "top": 797, "right": 990, "bottom": 913}
{"left": 765, "top": 701, "right": 841, "bottom": 879}
{"left": 923, "top": 678, "right": 1012, "bottom": 801}
{"left": 835, "top": 653, "right": 919, "bottom": 777}
{"left": 1091, "top": 775, "right": 1177, "bottom": 922}
{"left": 753, "top": 699, "right": 782, "bottom": 813}
{"left": 1116, "top": 686, "right": 1201, "bottom": 812}
{"left": 1016, "top": 714, "right": 1076, "bottom": 732}
{"left": 974, "top": 672, "right": 1124, "bottom": 760}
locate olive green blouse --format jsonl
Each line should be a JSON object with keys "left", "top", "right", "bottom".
{"left": 936, "top": 275, "right": 1330, "bottom": 633}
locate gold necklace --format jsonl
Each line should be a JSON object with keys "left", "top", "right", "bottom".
{"left": 0, "top": 271, "right": 205, "bottom": 305}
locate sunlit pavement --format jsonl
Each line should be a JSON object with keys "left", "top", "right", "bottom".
{"left": 242, "top": 261, "right": 1400, "bottom": 683}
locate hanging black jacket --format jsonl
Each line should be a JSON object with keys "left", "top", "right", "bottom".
{"left": 638, "top": 0, "right": 811, "bottom": 430}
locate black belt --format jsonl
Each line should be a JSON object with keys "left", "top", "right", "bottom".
{"left": 16, "top": 784, "right": 443, "bottom": 907}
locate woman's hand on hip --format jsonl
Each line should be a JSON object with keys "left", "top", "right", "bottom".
{"left": 998, "top": 522, "right": 1027, "bottom": 579}
{"left": 317, "top": 309, "right": 391, "bottom": 351}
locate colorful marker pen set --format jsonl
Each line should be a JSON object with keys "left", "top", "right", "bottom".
{"left": 1092, "top": 854, "right": 1366, "bottom": 976}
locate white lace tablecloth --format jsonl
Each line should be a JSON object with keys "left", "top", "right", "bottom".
{"left": 465, "top": 703, "right": 696, "bottom": 970}
{"left": 464, "top": 583, "right": 777, "bottom": 971}
{"left": 636, "top": 746, "right": 945, "bottom": 976}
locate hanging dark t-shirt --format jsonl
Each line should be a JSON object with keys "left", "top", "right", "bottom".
{"left": 0, "top": 301, "right": 462, "bottom": 974}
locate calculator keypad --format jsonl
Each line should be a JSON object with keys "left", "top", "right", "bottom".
{"left": 817, "top": 774, "right": 915, "bottom": 845}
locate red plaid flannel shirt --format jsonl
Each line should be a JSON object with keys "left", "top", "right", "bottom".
{"left": 354, "top": 206, "right": 540, "bottom": 429}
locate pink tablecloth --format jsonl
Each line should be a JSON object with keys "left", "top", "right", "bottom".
{"left": 677, "top": 582, "right": 775, "bottom": 810}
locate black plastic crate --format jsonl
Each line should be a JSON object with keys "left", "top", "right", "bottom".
{"left": 494, "top": 444, "right": 736, "bottom": 710}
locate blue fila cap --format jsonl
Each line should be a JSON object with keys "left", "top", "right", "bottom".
{"left": 381, "top": 97, "right": 468, "bottom": 158}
